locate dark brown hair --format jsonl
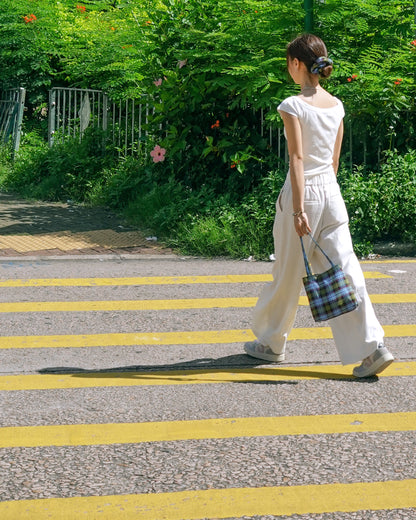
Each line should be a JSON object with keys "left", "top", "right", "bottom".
{"left": 287, "top": 34, "right": 333, "bottom": 79}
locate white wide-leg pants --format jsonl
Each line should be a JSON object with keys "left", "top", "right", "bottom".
{"left": 252, "top": 171, "right": 384, "bottom": 365}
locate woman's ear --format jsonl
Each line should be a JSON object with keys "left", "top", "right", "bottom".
{"left": 292, "top": 58, "right": 300, "bottom": 69}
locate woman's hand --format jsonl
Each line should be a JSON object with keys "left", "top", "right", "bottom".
{"left": 294, "top": 212, "right": 311, "bottom": 237}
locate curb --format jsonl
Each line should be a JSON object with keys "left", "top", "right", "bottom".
{"left": 0, "top": 254, "right": 181, "bottom": 262}
{"left": 373, "top": 242, "right": 416, "bottom": 257}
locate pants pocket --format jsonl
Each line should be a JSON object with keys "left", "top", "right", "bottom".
{"left": 276, "top": 189, "right": 285, "bottom": 212}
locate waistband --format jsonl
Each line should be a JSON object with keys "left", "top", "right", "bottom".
{"left": 285, "top": 170, "right": 337, "bottom": 187}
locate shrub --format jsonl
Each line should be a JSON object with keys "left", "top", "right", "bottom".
{"left": 2, "top": 129, "right": 118, "bottom": 202}
{"left": 339, "top": 149, "right": 416, "bottom": 244}
{"left": 173, "top": 169, "right": 285, "bottom": 259}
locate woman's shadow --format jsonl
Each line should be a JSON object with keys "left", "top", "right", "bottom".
{"left": 38, "top": 354, "right": 379, "bottom": 384}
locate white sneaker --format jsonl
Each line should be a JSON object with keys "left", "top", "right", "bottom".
{"left": 353, "top": 345, "right": 394, "bottom": 378}
{"left": 244, "top": 340, "right": 285, "bottom": 363}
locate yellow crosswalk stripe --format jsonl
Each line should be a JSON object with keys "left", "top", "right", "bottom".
{"left": 0, "top": 275, "right": 272, "bottom": 287}
{"left": 0, "top": 298, "right": 259, "bottom": 312}
{"left": 361, "top": 259, "right": 416, "bottom": 263}
{"left": 1, "top": 412, "right": 415, "bottom": 448}
{"left": 0, "top": 324, "right": 414, "bottom": 350}
{"left": 1, "top": 362, "right": 415, "bottom": 392}
{"left": 0, "top": 293, "right": 414, "bottom": 312}
{"left": 0, "top": 270, "right": 392, "bottom": 287}
{"left": 0, "top": 479, "right": 415, "bottom": 519}
{"left": 369, "top": 293, "right": 416, "bottom": 303}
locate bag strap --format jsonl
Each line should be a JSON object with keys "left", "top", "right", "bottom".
{"left": 300, "top": 236, "right": 313, "bottom": 277}
{"left": 300, "top": 233, "right": 335, "bottom": 276}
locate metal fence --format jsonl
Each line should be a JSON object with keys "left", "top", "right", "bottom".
{"left": 0, "top": 88, "right": 26, "bottom": 154}
{"left": 48, "top": 88, "right": 107, "bottom": 146}
{"left": 108, "top": 97, "right": 152, "bottom": 155}
{"left": 48, "top": 88, "right": 287, "bottom": 162}
{"left": 48, "top": 87, "right": 151, "bottom": 155}
{"left": 259, "top": 108, "right": 288, "bottom": 164}
{"left": 47, "top": 87, "right": 384, "bottom": 171}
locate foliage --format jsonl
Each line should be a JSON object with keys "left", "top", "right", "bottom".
{"left": 2, "top": 0, "right": 415, "bottom": 172}
{"left": 174, "top": 170, "right": 285, "bottom": 258}
{"left": 1, "top": 0, "right": 416, "bottom": 258}
{"left": 124, "top": 0, "right": 303, "bottom": 194}
{"left": 339, "top": 150, "right": 416, "bottom": 244}
{"left": 2, "top": 130, "right": 118, "bottom": 201}
{"left": 0, "top": 147, "right": 14, "bottom": 180}
{"left": 318, "top": 0, "right": 416, "bottom": 163}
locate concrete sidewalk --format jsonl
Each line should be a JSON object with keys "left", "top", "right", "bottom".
{"left": 0, "top": 192, "right": 173, "bottom": 257}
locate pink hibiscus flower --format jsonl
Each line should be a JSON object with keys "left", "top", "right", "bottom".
{"left": 150, "top": 145, "right": 166, "bottom": 163}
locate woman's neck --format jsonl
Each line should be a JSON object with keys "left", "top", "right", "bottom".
{"left": 300, "top": 82, "right": 321, "bottom": 92}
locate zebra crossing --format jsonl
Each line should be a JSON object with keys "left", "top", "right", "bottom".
{"left": 0, "top": 257, "right": 415, "bottom": 519}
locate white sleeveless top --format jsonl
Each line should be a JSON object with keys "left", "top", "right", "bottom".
{"left": 278, "top": 95, "right": 345, "bottom": 177}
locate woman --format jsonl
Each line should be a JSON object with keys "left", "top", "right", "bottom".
{"left": 244, "top": 34, "right": 394, "bottom": 378}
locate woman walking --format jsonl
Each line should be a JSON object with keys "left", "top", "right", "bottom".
{"left": 244, "top": 34, "right": 394, "bottom": 378}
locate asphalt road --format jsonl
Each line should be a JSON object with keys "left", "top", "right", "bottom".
{"left": 0, "top": 255, "right": 415, "bottom": 519}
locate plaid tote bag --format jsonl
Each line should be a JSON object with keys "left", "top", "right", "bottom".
{"left": 300, "top": 234, "right": 358, "bottom": 322}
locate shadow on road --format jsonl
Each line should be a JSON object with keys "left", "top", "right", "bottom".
{"left": 38, "top": 354, "right": 379, "bottom": 384}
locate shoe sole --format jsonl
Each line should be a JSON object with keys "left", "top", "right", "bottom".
{"left": 244, "top": 344, "right": 285, "bottom": 363}
{"left": 353, "top": 355, "right": 394, "bottom": 378}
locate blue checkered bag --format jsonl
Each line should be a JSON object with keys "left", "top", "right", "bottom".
{"left": 300, "top": 234, "right": 358, "bottom": 322}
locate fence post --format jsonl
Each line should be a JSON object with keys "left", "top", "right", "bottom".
{"left": 48, "top": 89, "right": 56, "bottom": 147}
{"left": 102, "top": 93, "right": 108, "bottom": 132}
{"left": 12, "top": 88, "right": 26, "bottom": 155}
